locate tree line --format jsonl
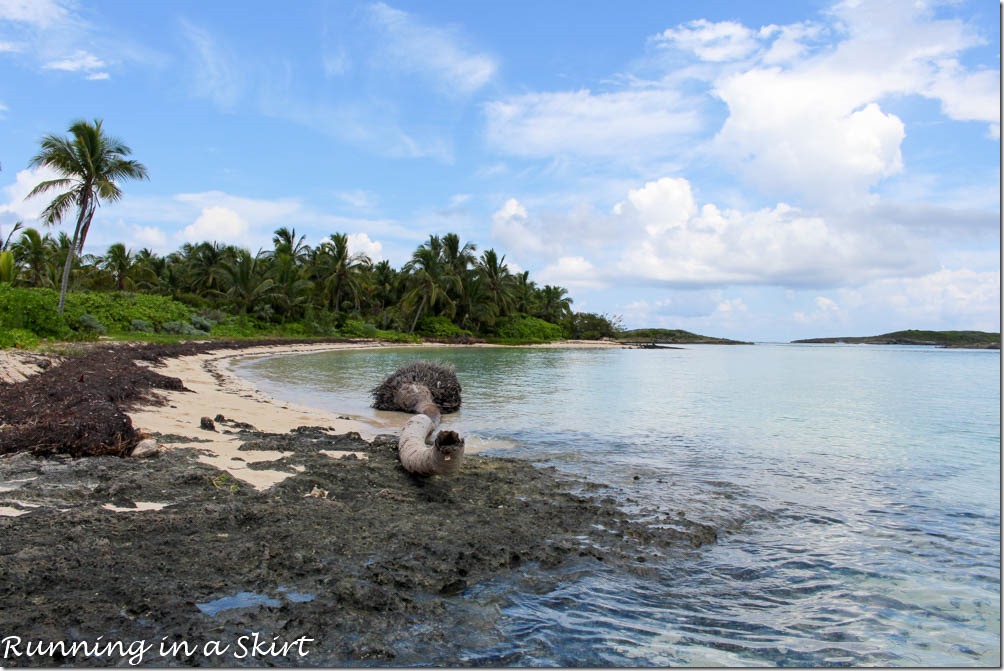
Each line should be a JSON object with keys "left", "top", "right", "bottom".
{"left": 0, "top": 119, "right": 619, "bottom": 341}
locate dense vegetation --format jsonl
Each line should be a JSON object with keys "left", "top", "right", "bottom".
{"left": 792, "top": 330, "right": 1000, "bottom": 349}
{"left": 618, "top": 328, "right": 751, "bottom": 345}
{"left": 0, "top": 226, "right": 621, "bottom": 347}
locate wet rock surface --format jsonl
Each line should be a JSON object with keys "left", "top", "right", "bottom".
{"left": 0, "top": 425, "right": 717, "bottom": 667}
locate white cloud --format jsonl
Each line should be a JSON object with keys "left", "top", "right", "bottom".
{"left": 712, "top": 72, "right": 906, "bottom": 205}
{"left": 42, "top": 49, "right": 110, "bottom": 79}
{"left": 365, "top": 2, "right": 495, "bottom": 96}
{"left": 491, "top": 197, "right": 550, "bottom": 257}
{"left": 702, "top": 0, "right": 997, "bottom": 204}
{"left": 43, "top": 49, "right": 104, "bottom": 71}
{"left": 836, "top": 269, "right": 1001, "bottom": 331}
{"left": 924, "top": 63, "right": 1000, "bottom": 138}
{"left": 793, "top": 295, "right": 846, "bottom": 325}
{"left": 336, "top": 189, "right": 379, "bottom": 211}
{"left": 614, "top": 178, "right": 932, "bottom": 287}
{"left": 0, "top": 165, "right": 62, "bottom": 223}
{"left": 347, "top": 232, "right": 383, "bottom": 260}
{"left": 538, "top": 256, "right": 606, "bottom": 290}
{"left": 484, "top": 87, "right": 701, "bottom": 160}
{"left": 179, "top": 19, "right": 243, "bottom": 111}
{"left": 613, "top": 177, "right": 697, "bottom": 236}
{"left": 181, "top": 206, "right": 249, "bottom": 244}
{"left": 0, "top": 0, "right": 68, "bottom": 28}
{"left": 656, "top": 19, "right": 761, "bottom": 62}
{"left": 487, "top": 0, "right": 997, "bottom": 206}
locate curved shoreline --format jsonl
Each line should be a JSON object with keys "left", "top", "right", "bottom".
{"left": 0, "top": 338, "right": 715, "bottom": 667}
{"left": 1, "top": 338, "right": 628, "bottom": 494}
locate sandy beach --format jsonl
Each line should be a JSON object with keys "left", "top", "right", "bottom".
{"left": 127, "top": 338, "right": 626, "bottom": 490}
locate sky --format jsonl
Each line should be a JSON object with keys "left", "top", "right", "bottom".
{"left": 0, "top": 0, "right": 999, "bottom": 342}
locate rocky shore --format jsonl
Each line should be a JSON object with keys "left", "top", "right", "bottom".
{"left": 0, "top": 341, "right": 716, "bottom": 666}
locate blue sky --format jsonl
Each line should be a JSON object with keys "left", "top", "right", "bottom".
{"left": 0, "top": 0, "right": 999, "bottom": 341}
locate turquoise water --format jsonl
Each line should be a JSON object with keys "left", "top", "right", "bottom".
{"left": 236, "top": 344, "right": 1001, "bottom": 666}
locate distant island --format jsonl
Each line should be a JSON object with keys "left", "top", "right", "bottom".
{"left": 791, "top": 330, "right": 1000, "bottom": 349}
{"left": 618, "top": 328, "right": 752, "bottom": 345}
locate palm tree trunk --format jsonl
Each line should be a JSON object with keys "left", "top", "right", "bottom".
{"left": 57, "top": 194, "right": 91, "bottom": 315}
{"left": 398, "top": 414, "right": 464, "bottom": 476}
{"left": 409, "top": 294, "right": 427, "bottom": 333}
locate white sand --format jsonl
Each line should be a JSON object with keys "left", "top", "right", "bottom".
{"left": 127, "top": 341, "right": 421, "bottom": 490}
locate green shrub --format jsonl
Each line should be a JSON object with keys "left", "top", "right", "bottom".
{"left": 375, "top": 329, "right": 422, "bottom": 344}
{"left": 189, "top": 314, "right": 213, "bottom": 332}
{"left": 416, "top": 315, "right": 471, "bottom": 338}
{"left": 77, "top": 313, "right": 107, "bottom": 335}
{"left": 0, "top": 284, "right": 69, "bottom": 337}
{"left": 130, "top": 318, "right": 153, "bottom": 333}
{"left": 160, "top": 320, "right": 208, "bottom": 337}
{"left": 0, "top": 328, "right": 41, "bottom": 349}
{"left": 63, "top": 291, "right": 193, "bottom": 332}
{"left": 493, "top": 314, "right": 564, "bottom": 343}
{"left": 339, "top": 319, "right": 379, "bottom": 339}
{"left": 210, "top": 316, "right": 264, "bottom": 338}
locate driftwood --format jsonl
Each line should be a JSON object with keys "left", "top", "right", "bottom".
{"left": 371, "top": 360, "right": 462, "bottom": 414}
{"left": 372, "top": 361, "right": 465, "bottom": 476}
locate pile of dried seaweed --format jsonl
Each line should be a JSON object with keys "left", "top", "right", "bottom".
{"left": 0, "top": 339, "right": 353, "bottom": 458}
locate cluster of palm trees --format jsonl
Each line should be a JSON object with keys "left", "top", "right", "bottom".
{"left": 1, "top": 117, "right": 589, "bottom": 337}
{"left": 1, "top": 225, "right": 575, "bottom": 334}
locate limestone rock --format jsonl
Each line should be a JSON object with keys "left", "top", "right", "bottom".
{"left": 131, "top": 438, "right": 160, "bottom": 458}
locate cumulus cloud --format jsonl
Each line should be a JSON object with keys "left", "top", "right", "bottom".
{"left": 538, "top": 256, "right": 606, "bottom": 290}
{"left": 498, "top": 176, "right": 943, "bottom": 292}
{"left": 0, "top": 166, "right": 62, "bottom": 223}
{"left": 613, "top": 177, "right": 933, "bottom": 287}
{"left": 181, "top": 206, "right": 249, "bottom": 243}
{"left": 347, "top": 232, "right": 383, "bottom": 260}
{"left": 836, "top": 269, "right": 1001, "bottom": 331}
{"left": 702, "top": 0, "right": 997, "bottom": 204}
{"left": 491, "top": 197, "right": 550, "bottom": 257}
{"left": 484, "top": 0, "right": 998, "bottom": 207}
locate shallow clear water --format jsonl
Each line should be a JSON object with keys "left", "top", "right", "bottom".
{"left": 236, "top": 344, "right": 1001, "bottom": 666}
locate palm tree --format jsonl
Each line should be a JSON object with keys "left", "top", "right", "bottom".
{"left": 271, "top": 226, "right": 310, "bottom": 263}
{"left": 1, "top": 220, "right": 23, "bottom": 252}
{"left": 313, "top": 233, "right": 370, "bottom": 315}
{"left": 0, "top": 250, "right": 18, "bottom": 284}
{"left": 476, "top": 248, "right": 515, "bottom": 318}
{"left": 219, "top": 248, "right": 276, "bottom": 315}
{"left": 513, "top": 270, "right": 537, "bottom": 314}
{"left": 441, "top": 232, "right": 477, "bottom": 325}
{"left": 10, "top": 227, "right": 54, "bottom": 288}
{"left": 185, "top": 241, "right": 230, "bottom": 298}
{"left": 536, "top": 284, "right": 573, "bottom": 323}
{"left": 402, "top": 244, "right": 457, "bottom": 333}
{"left": 99, "top": 242, "right": 135, "bottom": 291}
{"left": 26, "top": 119, "right": 148, "bottom": 314}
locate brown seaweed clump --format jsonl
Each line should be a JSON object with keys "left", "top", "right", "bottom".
{"left": 370, "top": 360, "right": 462, "bottom": 414}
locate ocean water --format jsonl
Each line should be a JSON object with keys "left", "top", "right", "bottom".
{"left": 235, "top": 344, "right": 1001, "bottom": 666}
